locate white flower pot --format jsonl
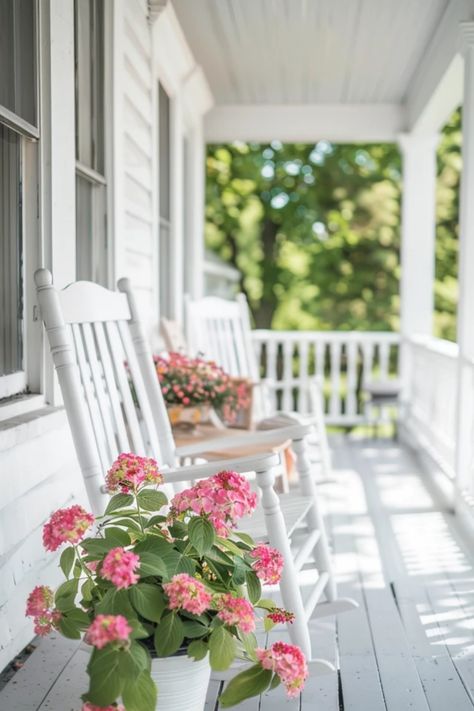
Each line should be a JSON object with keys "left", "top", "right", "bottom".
{"left": 150, "top": 653, "right": 211, "bottom": 711}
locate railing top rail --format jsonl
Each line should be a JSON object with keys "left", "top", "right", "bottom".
{"left": 408, "top": 334, "right": 459, "bottom": 359}
{"left": 251, "top": 330, "right": 400, "bottom": 343}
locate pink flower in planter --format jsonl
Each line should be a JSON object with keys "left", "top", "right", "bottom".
{"left": 256, "top": 641, "right": 308, "bottom": 697}
{"left": 33, "top": 610, "right": 62, "bottom": 636}
{"left": 26, "top": 587, "right": 61, "bottom": 636}
{"left": 42, "top": 505, "right": 94, "bottom": 552}
{"left": 216, "top": 594, "right": 256, "bottom": 634}
{"left": 266, "top": 607, "right": 295, "bottom": 625}
{"left": 250, "top": 544, "right": 284, "bottom": 584}
{"left": 170, "top": 470, "right": 258, "bottom": 537}
{"left": 163, "top": 573, "right": 212, "bottom": 615}
{"left": 82, "top": 704, "right": 125, "bottom": 711}
{"left": 25, "top": 585, "right": 55, "bottom": 617}
{"left": 106, "top": 453, "right": 163, "bottom": 493}
{"left": 101, "top": 547, "right": 140, "bottom": 589}
{"left": 85, "top": 614, "right": 132, "bottom": 649}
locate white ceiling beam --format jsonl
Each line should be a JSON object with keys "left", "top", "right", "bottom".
{"left": 405, "top": 0, "right": 473, "bottom": 134}
{"left": 204, "top": 104, "right": 404, "bottom": 144}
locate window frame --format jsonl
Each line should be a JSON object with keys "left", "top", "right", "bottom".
{"left": 0, "top": 0, "right": 41, "bottom": 409}
{"left": 157, "top": 80, "right": 174, "bottom": 318}
{"left": 74, "top": 0, "right": 109, "bottom": 286}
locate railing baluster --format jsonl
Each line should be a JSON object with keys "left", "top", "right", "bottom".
{"left": 299, "top": 339, "right": 309, "bottom": 414}
{"left": 329, "top": 341, "right": 341, "bottom": 420}
{"left": 346, "top": 339, "right": 358, "bottom": 417}
{"left": 265, "top": 337, "right": 278, "bottom": 411}
{"left": 379, "top": 341, "right": 390, "bottom": 380}
{"left": 282, "top": 339, "right": 293, "bottom": 411}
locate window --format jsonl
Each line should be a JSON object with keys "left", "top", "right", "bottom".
{"left": 74, "top": 0, "right": 107, "bottom": 284}
{"left": 0, "top": 0, "right": 37, "bottom": 400}
{"left": 158, "top": 82, "right": 172, "bottom": 316}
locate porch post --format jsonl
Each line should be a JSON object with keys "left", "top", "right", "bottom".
{"left": 397, "top": 133, "right": 438, "bottom": 400}
{"left": 455, "top": 23, "right": 474, "bottom": 496}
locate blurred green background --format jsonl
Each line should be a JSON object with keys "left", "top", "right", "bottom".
{"left": 205, "top": 109, "right": 461, "bottom": 341}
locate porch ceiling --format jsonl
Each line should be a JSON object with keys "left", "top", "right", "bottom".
{"left": 173, "top": 0, "right": 448, "bottom": 105}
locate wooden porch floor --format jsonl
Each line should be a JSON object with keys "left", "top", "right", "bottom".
{"left": 2, "top": 437, "right": 474, "bottom": 710}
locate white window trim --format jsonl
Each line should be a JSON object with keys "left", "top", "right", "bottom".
{"left": 0, "top": 0, "right": 45, "bottom": 421}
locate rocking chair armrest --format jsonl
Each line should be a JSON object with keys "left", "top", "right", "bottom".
{"left": 175, "top": 423, "right": 313, "bottom": 458}
{"left": 163, "top": 451, "right": 281, "bottom": 484}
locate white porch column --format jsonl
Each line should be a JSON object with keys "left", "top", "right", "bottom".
{"left": 398, "top": 133, "right": 438, "bottom": 339}
{"left": 397, "top": 133, "right": 438, "bottom": 407}
{"left": 455, "top": 24, "right": 474, "bottom": 496}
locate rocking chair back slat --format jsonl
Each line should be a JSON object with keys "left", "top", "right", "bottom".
{"left": 92, "top": 321, "right": 131, "bottom": 453}
{"left": 103, "top": 320, "right": 147, "bottom": 455}
{"left": 71, "top": 323, "right": 112, "bottom": 473}
{"left": 80, "top": 322, "right": 120, "bottom": 463}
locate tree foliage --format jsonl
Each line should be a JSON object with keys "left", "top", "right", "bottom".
{"left": 205, "top": 109, "right": 460, "bottom": 339}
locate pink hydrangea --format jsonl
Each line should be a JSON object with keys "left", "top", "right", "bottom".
{"left": 216, "top": 593, "right": 256, "bottom": 633}
{"left": 42, "top": 505, "right": 94, "bottom": 551}
{"left": 33, "top": 610, "right": 62, "bottom": 636}
{"left": 266, "top": 607, "right": 295, "bottom": 625}
{"left": 82, "top": 704, "right": 125, "bottom": 711}
{"left": 170, "top": 470, "right": 258, "bottom": 536}
{"left": 26, "top": 586, "right": 62, "bottom": 636}
{"left": 163, "top": 574, "right": 212, "bottom": 615}
{"left": 256, "top": 641, "right": 308, "bottom": 697}
{"left": 85, "top": 615, "right": 132, "bottom": 649}
{"left": 26, "top": 586, "right": 54, "bottom": 617}
{"left": 101, "top": 547, "right": 140, "bottom": 589}
{"left": 106, "top": 453, "right": 163, "bottom": 493}
{"left": 250, "top": 544, "right": 284, "bottom": 584}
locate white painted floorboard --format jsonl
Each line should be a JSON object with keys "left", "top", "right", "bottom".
{"left": 2, "top": 437, "right": 474, "bottom": 710}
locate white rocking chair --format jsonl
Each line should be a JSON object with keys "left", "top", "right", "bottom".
{"left": 185, "top": 293, "right": 332, "bottom": 477}
{"left": 35, "top": 269, "right": 354, "bottom": 672}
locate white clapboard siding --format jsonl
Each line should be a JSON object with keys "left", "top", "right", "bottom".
{"left": 0, "top": 409, "right": 88, "bottom": 671}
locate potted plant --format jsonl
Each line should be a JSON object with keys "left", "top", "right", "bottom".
{"left": 154, "top": 353, "right": 251, "bottom": 429}
{"left": 26, "top": 453, "right": 308, "bottom": 710}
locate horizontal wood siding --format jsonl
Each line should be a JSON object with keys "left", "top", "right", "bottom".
{"left": 121, "top": 0, "right": 156, "bottom": 333}
{"left": 0, "top": 409, "right": 88, "bottom": 671}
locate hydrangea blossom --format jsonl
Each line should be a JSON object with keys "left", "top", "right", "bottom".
{"left": 42, "top": 505, "right": 94, "bottom": 551}
{"left": 85, "top": 614, "right": 132, "bottom": 649}
{"left": 82, "top": 704, "right": 125, "bottom": 711}
{"left": 106, "top": 453, "right": 163, "bottom": 493}
{"left": 256, "top": 641, "right": 308, "bottom": 697}
{"left": 216, "top": 593, "right": 256, "bottom": 634}
{"left": 250, "top": 544, "right": 284, "bottom": 584}
{"left": 163, "top": 573, "right": 212, "bottom": 615}
{"left": 101, "top": 547, "right": 140, "bottom": 589}
{"left": 170, "top": 470, "right": 258, "bottom": 537}
{"left": 26, "top": 585, "right": 54, "bottom": 617}
{"left": 266, "top": 607, "right": 295, "bottom": 625}
{"left": 26, "top": 586, "right": 61, "bottom": 636}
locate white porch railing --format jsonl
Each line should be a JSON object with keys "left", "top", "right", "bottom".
{"left": 252, "top": 330, "right": 400, "bottom": 425}
{"left": 404, "top": 336, "right": 460, "bottom": 477}
{"left": 404, "top": 335, "right": 459, "bottom": 480}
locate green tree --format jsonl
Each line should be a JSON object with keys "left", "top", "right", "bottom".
{"left": 206, "top": 113, "right": 460, "bottom": 339}
{"left": 435, "top": 108, "right": 461, "bottom": 341}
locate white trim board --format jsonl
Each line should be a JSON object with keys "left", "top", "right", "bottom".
{"left": 205, "top": 103, "right": 404, "bottom": 143}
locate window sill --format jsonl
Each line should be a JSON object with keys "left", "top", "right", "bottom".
{"left": 0, "top": 393, "right": 45, "bottom": 423}
{"left": 0, "top": 403, "right": 68, "bottom": 453}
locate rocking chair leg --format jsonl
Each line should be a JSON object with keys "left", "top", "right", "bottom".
{"left": 256, "top": 463, "right": 313, "bottom": 660}
{"left": 292, "top": 437, "right": 337, "bottom": 602}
